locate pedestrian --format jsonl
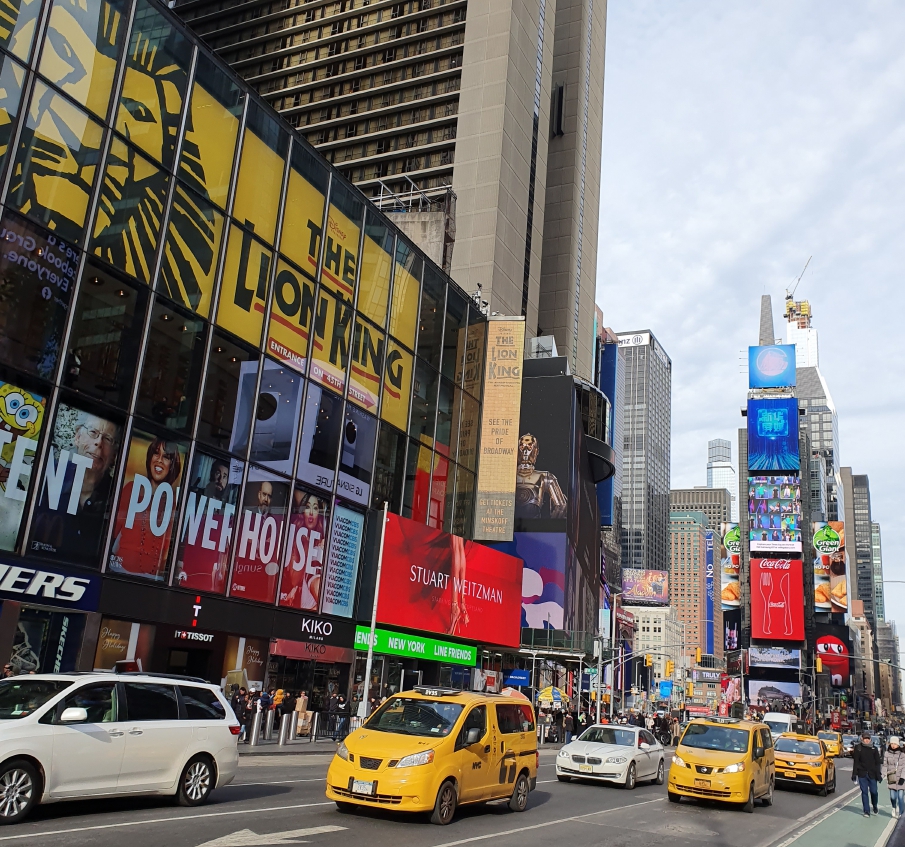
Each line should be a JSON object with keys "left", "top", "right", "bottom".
{"left": 885, "top": 736, "right": 905, "bottom": 819}
{"left": 327, "top": 691, "right": 339, "bottom": 739}
{"left": 645, "top": 713, "right": 654, "bottom": 732}
{"left": 260, "top": 687, "right": 274, "bottom": 712}
{"left": 853, "top": 731, "right": 883, "bottom": 816}
{"left": 281, "top": 689, "right": 297, "bottom": 715}
{"left": 671, "top": 716, "right": 680, "bottom": 746}
{"left": 230, "top": 686, "right": 250, "bottom": 741}
{"left": 334, "top": 694, "right": 349, "bottom": 741}
{"left": 564, "top": 711, "right": 574, "bottom": 745}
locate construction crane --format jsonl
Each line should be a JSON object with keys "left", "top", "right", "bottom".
{"left": 784, "top": 256, "right": 812, "bottom": 325}
{"left": 785, "top": 256, "right": 811, "bottom": 302}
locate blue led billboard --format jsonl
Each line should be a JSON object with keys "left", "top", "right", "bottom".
{"left": 747, "top": 398, "right": 800, "bottom": 471}
{"left": 749, "top": 345, "right": 797, "bottom": 389}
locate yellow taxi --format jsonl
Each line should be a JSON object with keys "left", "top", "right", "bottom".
{"left": 775, "top": 733, "right": 836, "bottom": 795}
{"left": 817, "top": 730, "right": 842, "bottom": 758}
{"left": 668, "top": 717, "right": 775, "bottom": 812}
{"left": 326, "top": 687, "right": 538, "bottom": 825}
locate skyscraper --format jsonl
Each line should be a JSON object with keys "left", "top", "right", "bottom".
{"left": 171, "top": 0, "right": 606, "bottom": 378}
{"left": 872, "top": 522, "right": 885, "bottom": 623}
{"left": 669, "top": 488, "right": 731, "bottom": 532}
{"left": 617, "top": 331, "right": 672, "bottom": 570}
{"left": 842, "top": 469, "right": 876, "bottom": 627}
{"left": 706, "top": 438, "right": 738, "bottom": 521}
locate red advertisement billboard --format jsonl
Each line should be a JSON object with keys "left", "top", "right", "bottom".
{"left": 377, "top": 514, "right": 523, "bottom": 648}
{"left": 750, "top": 558, "right": 804, "bottom": 641}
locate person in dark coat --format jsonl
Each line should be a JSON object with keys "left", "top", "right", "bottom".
{"left": 853, "top": 731, "right": 883, "bottom": 816}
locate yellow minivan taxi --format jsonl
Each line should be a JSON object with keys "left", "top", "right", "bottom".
{"left": 668, "top": 717, "right": 775, "bottom": 812}
{"left": 775, "top": 733, "right": 836, "bottom": 795}
{"left": 816, "top": 730, "right": 842, "bottom": 758}
{"left": 326, "top": 687, "right": 538, "bottom": 825}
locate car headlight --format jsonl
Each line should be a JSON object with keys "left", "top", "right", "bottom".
{"left": 606, "top": 756, "right": 627, "bottom": 764}
{"left": 723, "top": 762, "right": 745, "bottom": 773}
{"left": 395, "top": 750, "right": 435, "bottom": 768}
{"left": 337, "top": 742, "right": 350, "bottom": 761}
{"left": 558, "top": 749, "right": 570, "bottom": 758}
{"left": 672, "top": 755, "right": 687, "bottom": 768}
{"left": 810, "top": 761, "right": 823, "bottom": 768}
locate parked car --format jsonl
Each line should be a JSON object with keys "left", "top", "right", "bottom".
{"left": 0, "top": 673, "right": 240, "bottom": 824}
{"left": 841, "top": 734, "right": 858, "bottom": 757}
{"left": 557, "top": 724, "right": 665, "bottom": 789}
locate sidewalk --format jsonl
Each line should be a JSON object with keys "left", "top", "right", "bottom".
{"left": 783, "top": 791, "right": 900, "bottom": 847}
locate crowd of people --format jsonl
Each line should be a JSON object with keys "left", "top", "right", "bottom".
{"left": 228, "top": 686, "right": 352, "bottom": 742}
{"left": 536, "top": 707, "right": 681, "bottom": 746}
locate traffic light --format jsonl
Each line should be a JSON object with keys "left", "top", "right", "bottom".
{"left": 665, "top": 660, "right": 674, "bottom": 677}
{"left": 816, "top": 656, "right": 823, "bottom": 673}
{"left": 686, "top": 682, "right": 694, "bottom": 697}
{"left": 695, "top": 647, "right": 702, "bottom": 664}
{"left": 645, "top": 654, "right": 652, "bottom": 667}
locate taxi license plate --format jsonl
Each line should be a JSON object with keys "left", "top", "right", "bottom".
{"left": 783, "top": 771, "right": 797, "bottom": 779}
{"left": 579, "top": 764, "right": 593, "bottom": 774}
{"left": 694, "top": 778, "right": 710, "bottom": 788}
{"left": 352, "top": 780, "right": 375, "bottom": 796}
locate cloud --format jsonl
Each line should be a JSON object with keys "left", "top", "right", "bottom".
{"left": 596, "top": 0, "right": 905, "bottom": 626}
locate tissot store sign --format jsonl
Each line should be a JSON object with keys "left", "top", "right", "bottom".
{"left": 0, "top": 558, "right": 100, "bottom": 611}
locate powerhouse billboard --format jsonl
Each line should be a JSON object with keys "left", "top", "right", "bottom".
{"left": 747, "top": 398, "right": 800, "bottom": 472}
{"left": 749, "top": 345, "right": 797, "bottom": 389}
{"left": 813, "top": 521, "right": 848, "bottom": 613}
{"left": 621, "top": 569, "right": 669, "bottom": 605}
{"left": 377, "top": 513, "right": 524, "bottom": 648}
{"left": 749, "top": 558, "right": 805, "bottom": 641}
{"left": 748, "top": 476, "right": 802, "bottom": 553}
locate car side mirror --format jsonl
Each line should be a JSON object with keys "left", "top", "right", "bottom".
{"left": 60, "top": 707, "right": 88, "bottom": 723}
{"left": 640, "top": 742, "right": 650, "bottom": 750}
{"left": 754, "top": 746, "right": 765, "bottom": 760}
{"left": 465, "top": 727, "right": 482, "bottom": 746}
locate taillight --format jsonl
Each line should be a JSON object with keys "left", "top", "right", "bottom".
{"left": 229, "top": 725, "right": 242, "bottom": 736}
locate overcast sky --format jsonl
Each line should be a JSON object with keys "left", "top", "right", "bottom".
{"left": 596, "top": 2, "right": 905, "bottom": 639}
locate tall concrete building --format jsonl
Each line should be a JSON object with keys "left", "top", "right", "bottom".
{"left": 705, "top": 438, "right": 738, "bottom": 522}
{"left": 171, "top": 0, "right": 606, "bottom": 377}
{"left": 872, "top": 522, "right": 885, "bottom": 622}
{"left": 617, "top": 331, "right": 672, "bottom": 571}
{"left": 623, "top": 605, "right": 681, "bottom": 692}
{"left": 841, "top": 469, "right": 876, "bottom": 627}
{"left": 669, "top": 488, "right": 731, "bottom": 532}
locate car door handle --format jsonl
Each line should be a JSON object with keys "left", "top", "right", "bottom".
{"left": 108, "top": 730, "right": 125, "bottom": 737}
{"left": 129, "top": 729, "right": 143, "bottom": 736}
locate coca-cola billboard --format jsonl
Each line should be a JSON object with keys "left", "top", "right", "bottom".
{"left": 750, "top": 558, "right": 804, "bottom": 641}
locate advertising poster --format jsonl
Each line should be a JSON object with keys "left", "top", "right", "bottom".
{"left": 747, "top": 398, "right": 800, "bottom": 471}
{"left": 378, "top": 513, "right": 524, "bottom": 647}
{"left": 296, "top": 383, "right": 343, "bottom": 491}
{"left": 705, "top": 530, "right": 715, "bottom": 654}
{"left": 267, "top": 259, "right": 316, "bottom": 373}
{"left": 174, "top": 452, "right": 243, "bottom": 594}
{"left": 749, "top": 558, "right": 805, "bottom": 641}
{"left": 621, "top": 569, "right": 669, "bottom": 605}
{"left": 348, "top": 316, "right": 384, "bottom": 412}
{"left": 0, "top": 380, "right": 46, "bottom": 550}
{"left": 216, "top": 225, "right": 271, "bottom": 346}
{"left": 748, "top": 344, "right": 797, "bottom": 389}
{"left": 321, "top": 504, "right": 364, "bottom": 618}
{"left": 247, "top": 360, "right": 304, "bottom": 476}
{"left": 229, "top": 468, "right": 289, "bottom": 603}
{"left": 310, "top": 291, "right": 353, "bottom": 395}
{"left": 748, "top": 647, "right": 801, "bottom": 669}
{"left": 748, "top": 679, "right": 801, "bottom": 709}
{"left": 279, "top": 486, "right": 330, "bottom": 611}
{"left": 108, "top": 431, "right": 188, "bottom": 580}
{"left": 29, "top": 403, "right": 122, "bottom": 566}
{"left": 723, "top": 609, "right": 741, "bottom": 651}
{"left": 720, "top": 522, "right": 741, "bottom": 610}
{"left": 723, "top": 676, "right": 743, "bottom": 705}
{"left": 816, "top": 624, "right": 852, "bottom": 687}
{"left": 381, "top": 340, "right": 413, "bottom": 432}
{"left": 748, "top": 475, "right": 802, "bottom": 553}
{"left": 813, "top": 521, "right": 848, "bottom": 612}
{"left": 336, "top": 403, "right": 377, "bottom": 506}
{"left": 93, "top": 618, "right": 156, "bottom": 671}
{"left": 473, "top": 318, "right": 525, "bottom": 542}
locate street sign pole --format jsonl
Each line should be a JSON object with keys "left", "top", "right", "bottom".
{"left": 357, "top": 502, "right": 388, "bottom": 719}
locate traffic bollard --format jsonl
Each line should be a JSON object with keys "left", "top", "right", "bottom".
{"left": 310, "top": 712, "right": 318, "bottom": 743}
{"left": 249, "top": 711, "right": 264, "bottom": 746}
{"left": 288, "top": 715, "right": 297, "bottom": 742}
{"left": 278, "top": 713, "right": 293, "bottom": 745}
{"left": 264, "top": 709, "right": 276, "bottom": 740}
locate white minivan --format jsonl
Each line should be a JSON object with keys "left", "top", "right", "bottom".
{"left": 762, "top": 712, "right": 794, "bottom": 740}
{"left": 0, "top": 672, "right": 240, "bottom": 823}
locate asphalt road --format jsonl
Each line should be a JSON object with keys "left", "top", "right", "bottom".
{"left": 0, "top": 751, "right": 862, "bottom": 847}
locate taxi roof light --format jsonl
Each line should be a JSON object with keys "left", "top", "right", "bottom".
{"left": 412, "top": 686, "right": 460, "bottom": 697}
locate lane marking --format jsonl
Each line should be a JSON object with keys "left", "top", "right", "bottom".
{"left": 428, "top": 797, "right": 664, "bottom": 847}
{"left": 0, "top": 801, "right": 335, "bottom": 843}
{"left": 229, "top": 779, "right": 326, "bottom": 787}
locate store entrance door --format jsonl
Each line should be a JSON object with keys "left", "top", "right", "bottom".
{"left": 167, "top": 648, "right": 211, "bottom": 679}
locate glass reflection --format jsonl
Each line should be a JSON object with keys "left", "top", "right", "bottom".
{"left": 197, "top": 331, "right": 257, "bottom": 453}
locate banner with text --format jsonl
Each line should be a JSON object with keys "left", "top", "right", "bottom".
{"left": 354, "top": 625, "right": 477, "bottom": 666}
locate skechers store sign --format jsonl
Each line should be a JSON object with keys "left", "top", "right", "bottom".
{"left": 0, "top": 560, "right": 100, "bottom": 611}
{"left": 354, "top": 626, "right": 476, "bottom": 666}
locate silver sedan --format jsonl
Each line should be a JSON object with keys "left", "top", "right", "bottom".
{"left": 556, "top": 724, "right": 665, "bottom": 789}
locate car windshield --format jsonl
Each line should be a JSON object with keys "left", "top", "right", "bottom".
{"left": 365, "top": 697, "right": 464, "bottom": 737}
{"left": 681, "top": 724, "right": 750, "bottom": 753}
{"left": 764, "top": 720, "right": 789, "bottom": 733}
{"left": 817, "top": 732, "right": 837, "bottom": 741}
{"left": 872, "top": 736, "right": 882, "bottom": 747}
{"left": 578, "top": 727, "right": 635, "bottom": 746}
{"left": 776, "top": 738, "right": 821, "bottom": 756}
{"left": 0, "top": 679, "right": 72, "bottom": 719}
{"left": 842, "top": 735, "right": 857, "bottom": 744}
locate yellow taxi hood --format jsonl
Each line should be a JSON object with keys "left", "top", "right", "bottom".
{"left": 677, "top": 745, "right": 749, "bottom": 766}
{"left": 344, "top": 727, "right": 441, "bottom": 758}
{"left": 776, "top": 751, "right": 819, "bottom": 763}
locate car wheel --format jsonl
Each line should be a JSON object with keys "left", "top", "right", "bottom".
{"left": 177, "top": 755, "right": 215, "bottom": 807}
{"left": 509, "top": 771, "right": 529, "bottom": 812}
{"left": 0, "top": 760, "right": 38, "bottom": 824}
{"left": 742, "top": 783, "right": 755, "bottom": 813}
{"left": 335, "top": 801, "right": 357, "bottom": 813}
{"left": 557, "top": 774, "right": 571, "bottom": 782}
{"left": 668, "top": 791, "right": 681, "bottom": 804}
{"left": 761, "top": 778, "right": 774, "bottom": 807}
{"left": 654, "top": 759, "right": 665, "bottom": 786}
{"left": 430, "top": 780, "right": 457, "bottom": 825}
{"left": 829, "top": 771, "right": 836, "bottom": 794}
{"left": 624, "top": 762, "right": 636, "bottom": 790}
{"left": 819, "top": 771, "right": 829, "bottom": 797}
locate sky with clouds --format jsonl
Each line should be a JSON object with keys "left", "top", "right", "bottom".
{"left": 596, "top": 2, "right": 905, "bottom": 640}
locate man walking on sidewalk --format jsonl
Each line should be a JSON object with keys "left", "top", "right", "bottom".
{"left": 853, "top": 731, "right": 883, "bottom": 817}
